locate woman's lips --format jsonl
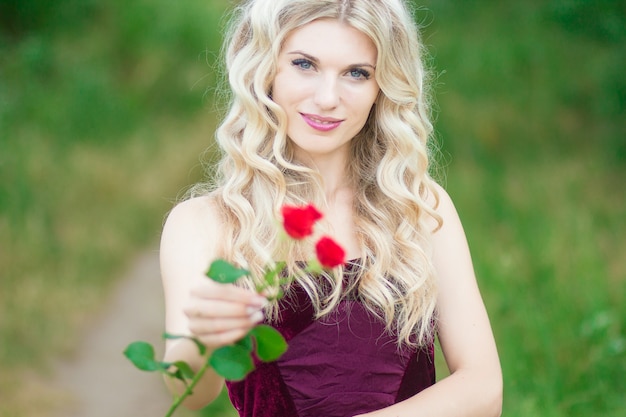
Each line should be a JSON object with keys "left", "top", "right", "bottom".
{"left": 300, "top": 113, "right": 343, "bottom": 132}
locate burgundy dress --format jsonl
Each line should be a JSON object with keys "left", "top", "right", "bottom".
{"left": 226, "top": 264, "right": 435, "bottom": 417}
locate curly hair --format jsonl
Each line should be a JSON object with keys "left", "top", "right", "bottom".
{"left": 190, "top": 0, "right": 442, "bottom": 348}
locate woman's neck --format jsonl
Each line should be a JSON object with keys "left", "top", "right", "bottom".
{"left": 296, "top": 150, "right": 351, "bottom": 201}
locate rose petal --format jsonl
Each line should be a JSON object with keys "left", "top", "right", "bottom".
{"left": 315, "top": 236, "right": 346, "bottom": 268}
{"left": 281, "top": 204, "right": 323, "bottom": 239}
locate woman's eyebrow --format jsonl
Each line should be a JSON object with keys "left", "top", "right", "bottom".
{"left": 287, "top": 50, "right": 376, "bottom": 70}
{"left": 287, "top": 51, "right": 319, "bottom": 63}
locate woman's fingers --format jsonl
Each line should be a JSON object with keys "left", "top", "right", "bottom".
{"left": 183, "top": 281, "right": 267, "bottom": 320}
{"left": 188, "top": 313, "right": 263, "bottom": 336}
{"left": 188, "top": 311, "right": 265, "bottom": 347}
{"left": 190, "top": 281, "right": 267, "bottom": 308}
{"left": 183, "top": 299, "right": 259, "bottom": 320}
{"left": 194, "top": 328, "right": 255, "bottom": 348}
{"left": 182, "top": 281, "right": 267, "bottom": 349}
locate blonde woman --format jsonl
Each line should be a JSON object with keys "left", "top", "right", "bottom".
{"left": 160, "top": 0, "right": 502, "bottom": 416}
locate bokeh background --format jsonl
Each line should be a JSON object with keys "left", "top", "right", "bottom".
{"left": 1, "top": 0, "right": 624, "bottom": 416}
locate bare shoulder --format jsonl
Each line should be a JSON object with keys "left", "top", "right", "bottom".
{"left": 426, "top": 182, "right": 472, "bottom": 265}
{"left": 164, "top": 195, "right": 222, "bottom": 234}
{"left": 429, "top": 181, "right": 456, "bottom": 217}
{"left": 423, "top": 181, "right": 459, "bottom": 233}
{"left": 160, "top": 195, "right": 224, "bottom": 275}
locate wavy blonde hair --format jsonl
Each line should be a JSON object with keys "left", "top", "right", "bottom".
{"left": 192, "top": 0, "right": 442, "bottom": 347}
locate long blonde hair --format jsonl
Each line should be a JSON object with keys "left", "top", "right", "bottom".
{"left": 192, "top": 0, "right": 441, "bottom": 347}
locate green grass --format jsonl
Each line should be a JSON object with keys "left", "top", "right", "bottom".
{"left": 418, "top": 1, "right": 626, "bottom": 416}
{"left": 1, "top": 1, "right": 624, "bottom": 416}
{"left": 0, "top": 0, "right": 228, "bottom": 414}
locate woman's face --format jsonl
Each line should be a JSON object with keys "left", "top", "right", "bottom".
{"left": 272, "top": 18, "right": 380, "bottom": 164}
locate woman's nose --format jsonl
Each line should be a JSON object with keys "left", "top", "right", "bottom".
{"left": 313, "top": 76, "right": 340, "bottom": 110}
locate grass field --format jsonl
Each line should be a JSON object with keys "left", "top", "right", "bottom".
{"left": 1, "top": 1, "right": 624, "bottom": 416}
{"left": 0, "top": 0, "right": 227, "bottom": 414}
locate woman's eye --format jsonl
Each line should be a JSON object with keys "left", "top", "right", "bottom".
{"left": 348, "top": 68, "right": 371, "bottom": 80}
{"left": 292, "top": 58, "right": 313, "bottom": 70}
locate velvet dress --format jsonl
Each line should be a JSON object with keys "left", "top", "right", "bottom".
{"left": 226, "top": 263, "right": 436, "bottom": 417}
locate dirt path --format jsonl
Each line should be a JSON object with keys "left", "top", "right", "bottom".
{"left": 49, "top": 249, "right": 184, "bottom": 417}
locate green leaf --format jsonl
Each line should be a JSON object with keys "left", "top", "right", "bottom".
{"left": 163, "top": 333, "right": 207, "bottom": 356}
{"left": 249, "top": 325, "right": 288, "bottom": 362}
{"left": 255, "top": 261, "right": 289, "bottom": 294}
{"left": 172, "top": 360, "right": 196, "bottom": 379}
{"left": 235, "top": 334, "right": 254, "bottom": 352}
{"left": 263, "top": 261, "right": 286, "bottom": 285}
{"left": 207, "top": 259, "right": 250, "bottom": 284}
{"left": 124, "top": 341, "right": 168, "bottom": 372}
{"left": 304, "top": 258, "right": 323, "bottom": 274}
{"left": 168, "top": 367, "right": 192, "bottom": 385}
{"left": 209, "top": 345, "right": 255, "bottom": 381}
{"left": 265, "top": 287, "right": 284, "bottom": 303}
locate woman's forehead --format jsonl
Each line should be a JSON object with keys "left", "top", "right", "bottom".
{"left": 281, "top": 19, "right": 377, "bottom": 62}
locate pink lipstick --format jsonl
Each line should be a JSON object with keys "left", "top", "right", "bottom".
{"left": 300, "top": 113, "right": 343, "bottom": 132}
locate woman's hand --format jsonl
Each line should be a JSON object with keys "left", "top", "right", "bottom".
{"left": 183, "top": 279, "right": 267, "bottom": 349}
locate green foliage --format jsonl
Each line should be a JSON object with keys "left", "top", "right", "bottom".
{"left": 210, "top": 345, "right": 256, "bottom": 382}
{"left": 205, "top": 324, "right": 288, "bottom": 381}
{"left": 0, "top": 0, "right": 99, "bottom": 37}
{"left": 417, "top": 1, "right": 626, "bottom": 416}
{"left": 124, "top": 341, "right": 170, "bottom": 372}
{"left": 0, "top": 0, "right": 229, "bottom": 363}
{"left": 417, "top": 0, "right": 625, "bottom": 168}
{"left": 207, "top": 260, "right": 251, "bottom": 284}
{"left": 125, "top": 258, "right": 288, "bottom": 415}
{"left": 0, "top": 0, "right": 226, "bottom": 146}
{"left": 0, "top": 0, "right": 230, "bottom": 414}
{"left": 547, "top": 0, "right": 626, "bottom": 43}
{"left": 250, "top": 325, "right": 288, "bottom": 362}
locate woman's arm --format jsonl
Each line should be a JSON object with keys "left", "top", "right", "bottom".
{"left": 160, "top": 197, "right": 267, "bottom": 410}
{"left": 358, "top": 185, "right": 502, "bottom": 417}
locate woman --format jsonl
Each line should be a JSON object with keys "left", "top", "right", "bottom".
{"left": 160, "top": 0, "right": 502, "bottom": 416}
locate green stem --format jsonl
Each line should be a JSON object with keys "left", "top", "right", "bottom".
{"left": 164, "top": 356, "right": 211, "bottom": 417}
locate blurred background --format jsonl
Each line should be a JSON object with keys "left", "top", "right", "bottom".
{"left": 0, "top": 0, "right": 624, "bottom": 416}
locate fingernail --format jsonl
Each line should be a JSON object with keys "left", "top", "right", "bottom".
{"left": 252, "top": 296, "right": 268, "bottom": 308}
{"left": 251, "top": 311, "right": 264, "bottom": 323}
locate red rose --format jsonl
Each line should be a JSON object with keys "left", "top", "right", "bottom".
{"left": 281, "top": 204, "right": 323, "bottom": 240}
{"left": 315, "top": 236, "right": 346, "bottom": 268}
